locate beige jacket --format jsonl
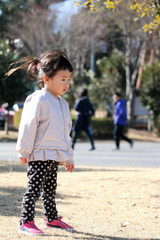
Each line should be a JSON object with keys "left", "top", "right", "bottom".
{"left": 16, "top": 88, "right": 74, "bottom": 165}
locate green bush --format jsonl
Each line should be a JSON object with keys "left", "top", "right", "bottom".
{"left": 91, "top": 117, "right": 114, "bottom": 139}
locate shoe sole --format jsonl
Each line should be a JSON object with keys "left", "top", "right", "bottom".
{"left": 45, "top": 225, "right": 74, "bottom": 231}
{"left": 18, "top": 229, "right": 45, "bottom": 236}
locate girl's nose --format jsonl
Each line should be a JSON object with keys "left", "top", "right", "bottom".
{"left": 65, "top": 80, "right": 70, "bottom": 85}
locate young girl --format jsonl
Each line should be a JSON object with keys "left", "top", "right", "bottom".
{"left": 7, "top": 50, "right": 74, "bottom": 236}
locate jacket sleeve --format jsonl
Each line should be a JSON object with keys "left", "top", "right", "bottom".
{"left": 16, "top": 94, "right": 42, "bottom": 159}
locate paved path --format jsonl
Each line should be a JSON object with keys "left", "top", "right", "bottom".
{"left": 0, "top": 141, "right": 160, "bottom": 168}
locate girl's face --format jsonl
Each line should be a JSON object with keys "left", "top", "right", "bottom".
{"left": 43, "top": 70, "right": 72, "bottom": 98}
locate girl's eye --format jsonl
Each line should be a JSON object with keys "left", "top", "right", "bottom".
{"left": 62, "top": 79, "right": 70, "bottom": 82}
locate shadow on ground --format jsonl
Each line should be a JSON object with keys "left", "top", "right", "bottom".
{"left": 0, "top": 183, "right": 80, "bottom": 217}
{"left": 55, "top": 230, "right": 160, "bottom": 240}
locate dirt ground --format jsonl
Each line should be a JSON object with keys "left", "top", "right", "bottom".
{"left": 0, "top": 161, "right": 160, "bottom": 240}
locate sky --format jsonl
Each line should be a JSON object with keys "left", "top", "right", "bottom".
{"left": 51, "top": 0, "right": 78, "bottom": 33}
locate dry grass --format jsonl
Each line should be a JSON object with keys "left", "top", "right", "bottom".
{"left": 127, "top": 129, "right": 160, "bottom": 142}
{"left": 0, "top": 161, "right": 160, "bottom": 240}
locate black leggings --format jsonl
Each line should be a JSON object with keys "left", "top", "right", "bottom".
{"left": 113, "top": 124, "right": 131, "bottom": 148}
{"left": 21, "top": 160, "right": 59, "bottom": 224}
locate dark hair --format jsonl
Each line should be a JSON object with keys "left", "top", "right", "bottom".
{"left": 114, "top": 92, "right": 122, "bottom": 98}
{"left": 78, "top": 88, "right": 88, "bottom": 98}
{"left": 6, "top": 50, "right": 73, "bottom": 88}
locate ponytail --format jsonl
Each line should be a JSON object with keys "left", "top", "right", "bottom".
{"left": 5, "top": 57, "right": 40, "bottom": 78}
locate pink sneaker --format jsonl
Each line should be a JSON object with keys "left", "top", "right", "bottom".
{"left": 44, "top": 217, "right": 74, "bottom": 231}
{"left": 18, "top": 220, "right": 45, "bottom": 236}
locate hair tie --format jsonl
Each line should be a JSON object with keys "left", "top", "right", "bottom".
{"left": 37, "top": 63, "right": 41, "bottom": 71}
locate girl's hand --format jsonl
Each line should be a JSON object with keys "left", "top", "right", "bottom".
{"left": 65, "top": 164, "right": 74, "bottom": 172}
{"left": 19, "top": 157, "right": 28, "bottom": 164}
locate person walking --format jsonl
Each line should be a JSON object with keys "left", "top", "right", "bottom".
{"left": 6, "top": 50, "right": 74, "bottom": 236}
{"left": 113, "top": 92, "right": 133, "bottom": 150}
{"left": 72, "top": 89, "right": 95, "bottom": 150}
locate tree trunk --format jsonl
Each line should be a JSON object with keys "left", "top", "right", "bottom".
{"left": 125, "top": 36, "right": 133, "bottom": 125}
{"left": 4, "top": 112, "right": 9, "bottom": 135}
{"left": 149, "top": 32, "right": 157, "bottom": 65}
{"left": 125, "top": 37, "right": 146, "bottom": 127}
{"left": 127, "top": 89, "right": 135, "bottom": 127}
{"left": 90, "top": 39, "right": 95, "bottom": 72}
{"left": 136, "top": 47, "right": 146, "bottom": 89}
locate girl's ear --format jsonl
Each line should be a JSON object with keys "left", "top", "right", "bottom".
{"left": 42, "top": 75, "right": 49, "bottom": 84}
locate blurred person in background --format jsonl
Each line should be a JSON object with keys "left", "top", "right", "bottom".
{"left": 113, "top": 92, "right": 133, "bottom": 150}
{"left": 72, "top": 88, "right": 95, "bottom": 150}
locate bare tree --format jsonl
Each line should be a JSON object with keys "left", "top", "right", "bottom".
{"left": 6, "top": 1, "right": 62, "bottom": 56}
{"left": 59, "top": 9, "right": 109, "bottom": 86}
